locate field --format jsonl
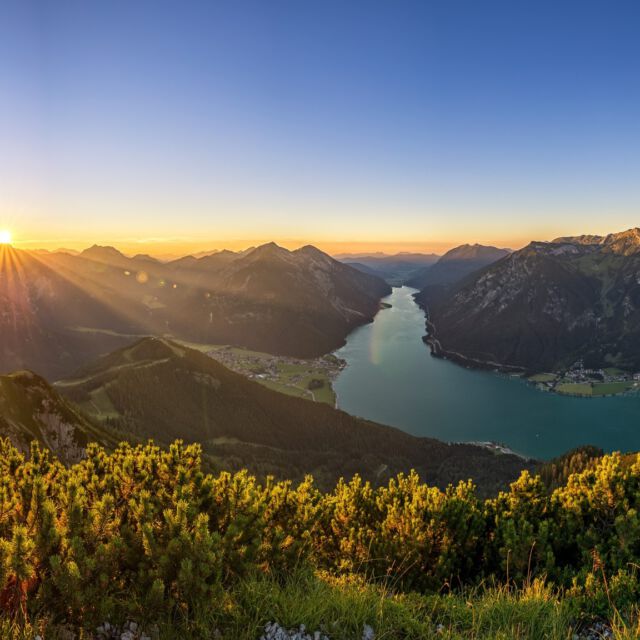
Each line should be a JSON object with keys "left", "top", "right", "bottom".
{"left": 555, "top": 382, "right": 593, "bottom": 397}
{"left": 528, "top": 373, "right": 557, "bottom": 383}
{"left": 592, "top": 381, "right": 637, "bottom": 396}
{"left": 604, "top": 367, "right": 628, "bottom": 376}
{"left": 553, "top": 380, "right": 638, "bottom": 398}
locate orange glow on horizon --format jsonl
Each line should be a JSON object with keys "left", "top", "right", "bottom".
{"left": 14, "top": 235, "right": 535, "bottom": 259}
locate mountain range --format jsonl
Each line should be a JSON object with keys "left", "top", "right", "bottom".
{"left": 417, "top": 228, "right": 640, "bottom": 373}
{"left": 0, "top": 243, "right": 390, "bottom": 378}
{"left": 337, "top": 252, "right": 440, "bottom": 285}
{"left": 337, "top": 245, "right": 511, "bottom": 289}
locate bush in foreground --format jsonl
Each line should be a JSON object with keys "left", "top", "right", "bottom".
{"left": 0, "top": 438, "right": 639, "bottom": 637}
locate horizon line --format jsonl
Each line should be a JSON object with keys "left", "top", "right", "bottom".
{"left": 7, "top": 225, "right": 638, "bottom": 259}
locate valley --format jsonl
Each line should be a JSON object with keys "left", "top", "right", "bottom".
{"left": 203, "top": 345, "right": 343, "bottom": 405}
{"left": 5, "top": 230, "right": 640, "bottom": 468}
{"left": 6, "top": 4, "right": 640, "bottom": 636}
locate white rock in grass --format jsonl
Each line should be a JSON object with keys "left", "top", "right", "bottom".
{"left": 362, "top": 624, "right": 375, "bottom": 640}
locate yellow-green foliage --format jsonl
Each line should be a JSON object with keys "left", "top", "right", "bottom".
{"left": 316, "top": 474, "right": 484, "bottom": 590}
{"left": 0, "top": 439, "right": 639, "bottom": 631}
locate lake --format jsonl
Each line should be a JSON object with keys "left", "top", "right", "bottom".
{"left": 334, "top": 286, "right": 640, "bottom": 460}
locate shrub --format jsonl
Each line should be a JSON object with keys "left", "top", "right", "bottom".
{"left": 0, "top": 438, "right": 638, "bottom": 630}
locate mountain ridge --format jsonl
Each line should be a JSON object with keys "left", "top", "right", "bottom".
{"left": 417, "top": 228, "right": 640, "bottom": 372}
{"left": 0, "top": 243, "right": 390, "bottom": 378}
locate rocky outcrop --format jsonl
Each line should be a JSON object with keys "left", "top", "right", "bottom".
{"left": 0, "top": 370, "right": 115, "bottom": 464}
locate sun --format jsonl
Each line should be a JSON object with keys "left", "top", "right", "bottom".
{"left": 0, "top": 230, "right": 12, "bottom": 245}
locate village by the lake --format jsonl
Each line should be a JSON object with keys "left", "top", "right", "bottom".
{"left": 528, "top": 360, "right": 640, "bottom": 397}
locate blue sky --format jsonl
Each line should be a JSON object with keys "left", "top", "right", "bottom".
{"left": 3, "top": 0, "right": 640, "bottom": 253}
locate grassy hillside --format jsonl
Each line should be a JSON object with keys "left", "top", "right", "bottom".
{"left": 56, "top": 337, "right": 534, "bottom": 493}
{"left": 0, "top": 440, "right": 639, "bottom": 639}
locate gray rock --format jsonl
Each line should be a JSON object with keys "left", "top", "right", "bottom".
{"left": 259, "top": 622, "right": 330, "bottom": 640}
{"left": 362, "top": 624, "right": 375, "bottom": 640}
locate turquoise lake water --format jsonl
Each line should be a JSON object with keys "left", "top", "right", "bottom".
{"left": 333, "top": 286, "right": 640, "bottom": 460}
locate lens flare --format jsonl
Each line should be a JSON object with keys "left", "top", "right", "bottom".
{"left": 0, "top": 230, "right": 12, "bottom": 245}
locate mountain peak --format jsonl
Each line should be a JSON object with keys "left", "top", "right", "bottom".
{"left": 132, "top": 253, "right": 159, "bottom": 263}
{"left": 295, "top": 245, "right": 336, "bottom": 267}
{"left": 441, "top": 243, "right": 509, "bottom": 262}
{"left": 297, "top": 244, "right": 322, "bottom": 253}
{"left": 81, "top": 245, "right": 126, "bottom": 261}
{"left": 256, "top": 241, "right": 284, "bottom": 250}
{"left": 296, "top": 244, "right": 330, "bottom": 258}
{"left": 5, "top": 369, "right": 49, "bottom": 389}
{"left": 552, "top": 234, "right": 605, "bottom": 246}
{"left": 116, "top": 337, "right": 187, "bottom": 363}
{"left": 602, "top": 227, "right": 640, "bottom": 255}
{"left": 244, "top": 242, "right": 290, "bottom": 260}
{"left": 552, "top": 228, "right": 640, "bottom": 256}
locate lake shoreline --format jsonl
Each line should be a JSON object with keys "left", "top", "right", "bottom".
{"left": 333, "top": 286, "right": 640, "bottom": 460}
{"left": 417, "top": 295, "right": 639, "bottom": 399}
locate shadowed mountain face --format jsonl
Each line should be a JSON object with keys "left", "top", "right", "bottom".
{"left": 0, "top": 248, "right": 140, "bottom": 378}
{"left": 0, "top": 243, "right": 390, "bottom": 378}
{"left": 407, "top": 244, "right": 511, "bottom": 290}
{"left": 55, "top": 337, "right": 534, "bottom": 493}
{"left": 0, "top": 370, "right": 118, "bottom": 464}
{"left": 417, "top": 228, "right": 640, "bottom": 372}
